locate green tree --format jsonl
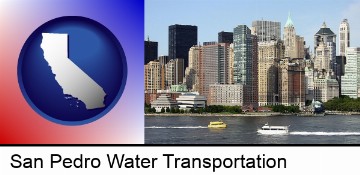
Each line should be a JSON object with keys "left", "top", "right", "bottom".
{"left": 160, "top": 108, "right": 165, "bottom": 113}
{"left": 170, "top": 107, "right": 175, "bottom": 113}
{"left": 151, "top": 107, "right": 156, "bottom": 113}
{"left": 166, "top": 107, "right": 170, "bottom": 113}
{"left": 174, "top": 107, "right": 180, "bottom": 113}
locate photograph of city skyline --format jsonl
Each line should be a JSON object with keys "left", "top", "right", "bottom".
{"left": 144, "top": 0, "right": 360, "bottom": 144}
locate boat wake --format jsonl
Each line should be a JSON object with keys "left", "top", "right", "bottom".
{"left": 290, "top": 132, "right": 360, "bottom": 136}
{"left": 145, "top": 126, "right": 207, "bottom": 129}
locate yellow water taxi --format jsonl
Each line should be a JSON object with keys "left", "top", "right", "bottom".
{"left": 208, "top": 120, "right": 227, "bottom": 128}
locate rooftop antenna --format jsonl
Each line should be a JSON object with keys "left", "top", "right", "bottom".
{"left": 147, "top": 35, "right": 150, "bottom": 41}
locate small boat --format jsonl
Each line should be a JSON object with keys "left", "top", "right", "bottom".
{"left": 208, "top": 120, "right": 227, "bottom": 128}
{"left": 257, "top": 123, "right": 289, "bottom": 135}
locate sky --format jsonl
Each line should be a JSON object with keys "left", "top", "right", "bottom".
{"left": 145, "top": 0, "right": 360, "bottom": 56}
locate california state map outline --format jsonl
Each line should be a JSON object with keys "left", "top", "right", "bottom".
{"left": 40, "top": 33, "right": 106, "bottom": 110}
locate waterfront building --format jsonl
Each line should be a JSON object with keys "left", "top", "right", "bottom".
{"left": 251, "top": 20, "right": 281, "bottom": 42}
{"left": 258, "top": 40, "right": 284, "bottom": 106}
{"left": 314, "top": 74, "right": 339, "bottom": 102}
{"left": 144, "top": 60, "right": 161, "bottom": 93}
{"left": 145, "top": 90, "right": 181, "bottom": 105}
{"left": 341, "top": 47, "right": 360, "bottom": 98}
{"left": 208, "top": 84, "right": 244, "bottom": 106}
{"left": 168, "top": 24, "right": 197, "bottom": 69}
{"left": 251, "top": 35, "right": 259, "bottom": 106}
{"left": 198, "top": 42, "right": 230, "bottom": 99}
{"left": 145, "top": 39, "right": 158, "bottom": 65}
{"left": 233, "top": 25, "right": 257, "bottom": 105}
{"left": 151, "top": 94, "right": 178, "bottom": 112}
{"left": 218, "top": 31, "right": 233, "bottom": 44}
{"left": 158, "top": 56, "right": 169, "bottom": 90}
{"left": 176, "top": 92, "right": 206, "bottom": 110}
{"left": 233, "top": 25, "right": 252, "bottom": 85}
{"left": 278, "top": 58, "right": 305, "bottom": 107}
{"left": 339, "top": 19, "right": 350, "bottom": 56}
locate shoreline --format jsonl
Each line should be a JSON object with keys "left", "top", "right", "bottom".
{"left": 145, "top": 111, "right": 360, "bottom": 117}
{"left": 145, "top": 112, "right": 286, "bottom": 117}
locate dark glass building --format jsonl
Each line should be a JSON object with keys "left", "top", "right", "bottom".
{"left": 168, "top": 24, "right": 197, "bottom": 69}
{"left": 145, "top": 40, "right": 158, "bottom": 65}
{"left": 218, "top": 31, "right": 233, "bottom": 43}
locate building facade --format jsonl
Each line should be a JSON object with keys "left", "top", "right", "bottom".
{"left": 233, "top": 25, "right": 253, "bottom": 85}
{"left": 283, "top": 13, "right": 305, "bottom": 59}
{"left": 278, "top": 58, "right": 305, "bottom": 107}
{"left": 314, "top": 22, "right": 336, "bottom": 73}
{"left": 251, "top": 20, "right": 281, "bottom": 42}
{"left": 218, "top": 31, "right": 233, "bottom": 44}
{"left": 151, "top": 94, "right": 178, "bottom": 112}
{"left": 314, "top": 42, "right": 331, "bottom": 72}
{"left": 208, "top": 84, "right": 244, "bottom": 106}
{"left": 314, "top": 75, "right": 339, "bottom": 102}
{"left": 341, "top": 47, "right": 360, "bottom": 98}
{"left": 168, "top": 24, "right": 198, "bottom": 69}
{"left": 258, "top": 40, "right": 284, "bottom": 106}
{"left": 184, "top": 46, "right": 201, "bottom": 91}
{"left": 165, "top": 58, "right": 184, "bottom": 88}
{"left": 144, "top": 60, "right": 161, "bottom": 93}
{"left": 339, "top": 19, "right": 350, "bottom": 56}
{"left": 176, "top": 92, "right": 206, "bottom": 110}
{"left": 233, "top": 25, "right": 257, "bottom": 106}
{"left": 305, "top": 67, "right": 315, "bottom": 101}
{"left": 251, "top": 35, "right": 259, "bottom": 106}
{"left": 198, "top": 43, "right": 220, "bottom": 99}
{"left": 228, "top": 43, "right": 235, "bottom": 84}
{"left": 145, "top": 40, "right": 158, "bottom": 65}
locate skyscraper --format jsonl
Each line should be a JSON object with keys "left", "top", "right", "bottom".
{"left": 184, "top": 46, "right": 201, "bottom": 91}
{"left": 165, "top": 58, "right": 184, "bottom": 88}
{"left": 283, "top": 13, "right": 305, "bottom": 59}
{"left": 258, "top": 40, "right": 284, "bottom": 106}
{"left": 314, "top": 22, "right": 336, "bottom": 73}
{"left": 144, "top": 60, "right": 161, "bottom": 93}
{"left": 145, "top": 40, "right": 158, "bottom": 65}
{"left": 233, "top": 25, "right": 256, "bottom": 106}
{"left": 251, "top": 20, "right": 281, "bottom": 42}
{"left": 339, "top": 19, "right": 350, "bottom": 56}
{"left": 284, "top": 13, "right": 296, "bottom": 58}
{"left": 198, "top": 43, "right": 219, "bottom": 98}
{"left": 233, "top": 25, "right": 253, "bottom": 85}
{"left": 168, "top": 24, "right": 198, "bottom": 69}
{"left": 251, "top": 35, "right": 259, "bottom": 106}
{"left": 278, "top": 58, "right": 305, "bottom": 107}
{"left": 341, "top": 47, "right": 360, "bottom": 98}
{"left": 284, "top": 13, "right": 305, "bottom": 58}
{"left": 218, "top": 31, "right": 233, "bottom": 44}
{"left": 197, "top": 43, "right": 230, "bottom": 98}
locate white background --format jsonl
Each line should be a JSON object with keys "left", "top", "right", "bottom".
{"left": 0, "top": 146, "right": 358, "bottom": 175}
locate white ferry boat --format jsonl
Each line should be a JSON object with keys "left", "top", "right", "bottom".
{"left": 257, "top": 123, "right": 289, "bottom": 135}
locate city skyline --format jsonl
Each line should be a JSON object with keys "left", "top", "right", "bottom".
{"left": 145, "top": 0, "right": 360, "bottom": 56}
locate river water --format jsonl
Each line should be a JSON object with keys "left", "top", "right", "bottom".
{"left": 145, "top": 115, "right": 360, "bottom": 144}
